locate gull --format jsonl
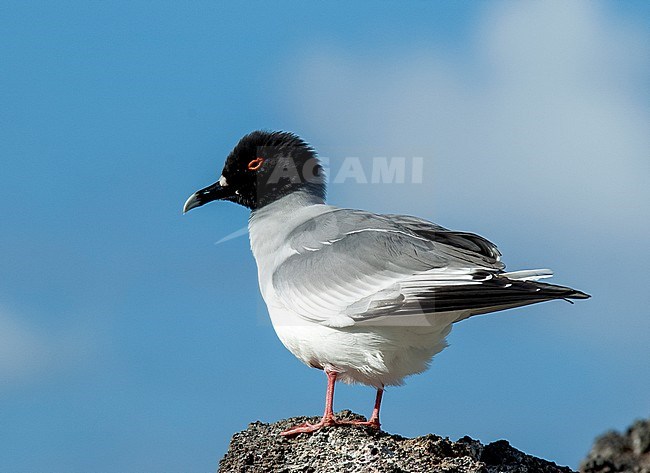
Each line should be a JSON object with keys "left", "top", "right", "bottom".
{"left": 183, "top": 130, "right": 589, "bottom": 436}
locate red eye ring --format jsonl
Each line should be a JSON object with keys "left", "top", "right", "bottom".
{"left": 247, "top": 157, "right": 264, "bottom": 171}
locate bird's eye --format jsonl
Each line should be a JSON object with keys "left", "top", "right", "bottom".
{"left": 247, "top": 157, "right": 264, "bottom": 171}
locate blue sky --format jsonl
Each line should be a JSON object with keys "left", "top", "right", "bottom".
{"left": 1, "top": 1, "right": 649, "bottom": 471}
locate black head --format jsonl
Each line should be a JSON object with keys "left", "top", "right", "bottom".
{"left": 183, "top": 131, "right": 326, "bottom": 212}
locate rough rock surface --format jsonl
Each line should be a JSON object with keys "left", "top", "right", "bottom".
{"left": 581, "top": 418, "right": 650, "bottom": 473}
{"left": 218, "top": 410, "right": 574, "bottom": 473}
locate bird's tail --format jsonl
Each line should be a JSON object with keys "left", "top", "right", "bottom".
{"left": 445, "top": 269, "right": 590, "bottom": 323}
{"left": 502, "top": 268, "right": 590, "bottom": 301}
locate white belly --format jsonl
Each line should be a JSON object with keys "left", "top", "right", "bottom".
{"left": 267, "top": 302, "right": 459, "bottom": 387}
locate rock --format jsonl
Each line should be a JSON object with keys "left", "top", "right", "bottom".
{"left": 581, "top": 418, "right": 650, "bottom": 473}
{"left": 218, "top": 410, "right": 574, "bottom": 472}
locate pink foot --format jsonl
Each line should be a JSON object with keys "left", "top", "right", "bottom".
{"left": 345, "top": 418, "right": 381, "bottom": 430}
{"left": 280, "top": 416, "right": 380, "bottom": 437}
{"left": 280, "top": 415, "right": 338, "bottom": 437}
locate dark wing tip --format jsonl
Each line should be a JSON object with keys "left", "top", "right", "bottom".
{"left": 565, "top": 289, "right": 591, "bottom": 300}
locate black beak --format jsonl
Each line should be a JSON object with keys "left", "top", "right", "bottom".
{"left": 183, "top": 180, "right": 236, "bottom": 213}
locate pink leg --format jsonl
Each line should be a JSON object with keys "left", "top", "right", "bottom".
{"left": 280, "top": 374, "right": 384, "bottom": 437}
{"left": 369, "top": 388, "right": 384, "bottom": 427}
{"left": 346, "top": 387, "right": 383, "bottom": 429}
{"left": 280, "top": 369, "right": 338, "bottom": 436}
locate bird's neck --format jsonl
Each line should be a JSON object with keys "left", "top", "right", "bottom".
{"left": 248, "top": 190, "right": 330, "bottom": 273}
{"left": 250, "top": 189, "right": 326, "bottom": 222}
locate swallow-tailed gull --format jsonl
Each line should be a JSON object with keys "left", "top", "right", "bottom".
{"left": 183, "top": 130, "right": 589, "bottom": 436}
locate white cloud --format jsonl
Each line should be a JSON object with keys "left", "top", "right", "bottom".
{"left": 0, "top": 308, "right": 95, "bottom": 389}
{"left": 0, "top": 310, "right": 48, "bottom": 382}
{"left": 284, "top": 0, "right": 649, "bottom": 236}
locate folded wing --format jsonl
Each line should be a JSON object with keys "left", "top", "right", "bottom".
{"left": 272, "top": 209, "right": 588, "bottom": 327}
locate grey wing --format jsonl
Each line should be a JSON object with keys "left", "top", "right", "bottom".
{"left": 272, "top": 210, "right": 491, "bottom": 327}
{"left": 383, "top": 213, "right": 503, "bottom": 269}
{"left": 272, "top": 210, "right": 442, "bottom": 327}
{"left": 272, "top": 209, "right": 585, "bottom": 327}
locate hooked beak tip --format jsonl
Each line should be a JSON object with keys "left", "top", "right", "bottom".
{"left": 183, "top": 180, "right": 230, "bottom": 214}
{"left": 182, "top": 193, "right": 201, "bottom": 214}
